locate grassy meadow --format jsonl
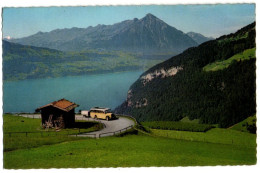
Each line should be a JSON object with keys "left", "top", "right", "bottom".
{"left": 141, "top": 121, "right": 214, "bottom": 132}
{"left": 150, "top": 128, "right": 256, "bottom": 147}
{"left": 3, "top": 114, "right": 257, "bottom": 168}
{"left": 203, "top": 47, "right": 256, "bottom": 71}
{"left": 230, "top": 115, "right": 256, "bottom": 133}
{"left": 3, "top": 114, "right": 103, "bottom": 151}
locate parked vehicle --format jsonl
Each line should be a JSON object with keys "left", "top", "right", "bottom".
{"left": 81, "top": 110, "right": 89, "bottom": 117}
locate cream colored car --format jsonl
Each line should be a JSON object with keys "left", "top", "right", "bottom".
{"left": 88, "top": 107, "right": 116, "bottom": 121}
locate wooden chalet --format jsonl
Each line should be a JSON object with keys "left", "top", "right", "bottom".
{"left": 36, "top": 98, "right": 79, "bottom": 129}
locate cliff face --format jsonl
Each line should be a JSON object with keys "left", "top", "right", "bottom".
{"left": 140, "top": 66, "right": 183, "bottom": 86}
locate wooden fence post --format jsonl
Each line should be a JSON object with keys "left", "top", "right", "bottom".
{"left": 26, "top": 132, "right": 28, "bottom": 137}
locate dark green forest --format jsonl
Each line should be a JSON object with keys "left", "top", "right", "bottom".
{"left": 115, "top": 22, "right": 256, "bottom": 128}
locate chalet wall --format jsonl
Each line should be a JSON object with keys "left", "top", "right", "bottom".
{"left": 40, "top": 107, "right": 75, "bottom": 128}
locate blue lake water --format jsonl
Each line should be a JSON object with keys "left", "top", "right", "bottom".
{"left": 3, "top": 71, "right": 143, "bottom": 113}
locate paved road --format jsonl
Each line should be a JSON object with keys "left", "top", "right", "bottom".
{"left": 16, "top": 114, "right": 135, "bottom": 138}
{"left": 76, "top": 115, "right": 135, "bottom": 138}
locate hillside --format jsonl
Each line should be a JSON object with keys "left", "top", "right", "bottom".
{"left": 230, "top": 115, "right": 256, "bottom": 133}
{"left": 203, "top": 47, "right": 255, "bottom": 71}
{"left": 10, "top": 13, "right": 198, "bottom": 54}
{"left": 3, "top": 114, "right": 256, "bottom": 168}
{"left": 115, "top": 22, "right": 256, "bottom": 128}
{"left": 2, "top": 41, "right": 164, "bottom": 81}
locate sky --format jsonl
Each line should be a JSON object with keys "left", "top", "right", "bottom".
{"left": 2, "top": 4, "right": 256, "bottom": 39}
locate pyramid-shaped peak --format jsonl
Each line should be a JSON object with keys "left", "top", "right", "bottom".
{"left": 141, "top": 13, "right": 166, "bottom": 25}
{"left": 145, "top": 13, "right": 157, "bottom": 18}
{"left": 141, "top": 13, "right": 162, "bottom": 22}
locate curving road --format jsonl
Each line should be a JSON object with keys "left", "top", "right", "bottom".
{"left": 76, "top": 115, "right": 135, "bottom": 138}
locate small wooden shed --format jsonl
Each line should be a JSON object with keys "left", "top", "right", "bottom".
{"left": 36, "top": 98, "right": 79, "bottom": 129}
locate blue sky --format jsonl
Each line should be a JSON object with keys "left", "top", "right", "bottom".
{"left": 2, "top": 4, "right": 255, "bottom": 39}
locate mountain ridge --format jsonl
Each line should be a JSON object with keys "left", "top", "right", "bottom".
{"left": 10, "top": 14, "right": 199, "bottom": 53}
{"left": 186, "top": 32, "right": 214, "bottom": 44}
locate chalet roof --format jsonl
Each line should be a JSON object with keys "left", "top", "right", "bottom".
{"left": 36, "top": 98, "right": 79, "bottom": 112}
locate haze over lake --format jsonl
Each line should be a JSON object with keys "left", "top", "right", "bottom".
{"left": 3, "top": 71, "right": 143, "bottom": 113}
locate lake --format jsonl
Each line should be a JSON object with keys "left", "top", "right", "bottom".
{"left": 3, "top": 71, "right": 143, "bottom": 113}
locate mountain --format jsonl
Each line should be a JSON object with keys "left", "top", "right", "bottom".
{"left": 3, "top": 41, "right": 164, "bottom": 81}
{"left": 115, "top": 22, "right": 256, "bottom": 128}
{"left": 10, "top": 13, "right": 198, "bottom": 54}
{"left": 186, "top": 32, "right": 214, "bottom": 44}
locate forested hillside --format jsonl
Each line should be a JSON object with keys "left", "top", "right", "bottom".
{"left": 115, "top": 22, "right": 256, "bottom": 128}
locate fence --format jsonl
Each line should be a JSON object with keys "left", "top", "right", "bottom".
{"left": 11, "top": 114, "right": 94, "bottom": 121}
{"left": 4, "top": 125, "right": 134, "bottom": 139}
{"left": 4, "top": 130, "right": 90, "bottom": 137}
{"left": 99, "top": 125, "right": 133, "bottom": 138}
{"left": 11, "top": 114, "right": 41, "bottom": 119}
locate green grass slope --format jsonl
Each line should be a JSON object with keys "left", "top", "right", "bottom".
{"left": 4, "top": 134, "right": 256, "bottom": 169}
{"left": 203, "top": 47, "right": 256, "bottom": 71}
{"left": 230, "top": 115, "right": 256, "bottom": 133}
{"left": 3, "top": 114, "right": 256, "bottom": 168}
{"left": 141, "top": 121, "right": 214, "bottom": 132}
{"left": 3, "top": 114, "right": 103, "bottom": 151}
{"left": 180, "top": 116, "right": 200, "bottom": 123}
{"left": 150, "top": 128, "right": 256, "bottom": 147}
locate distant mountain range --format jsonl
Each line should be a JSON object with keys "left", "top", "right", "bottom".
{"left": 10, "top": 13, "right": 211, "bottom": 53}
{"left": 186, "top": 32, "right": 214, "bottom": 44}
{"left": 115, "top": 22, "right": 256, "bottom": 128}
{"left": 4, "top": 13, "right": 214, "bottom": 81}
